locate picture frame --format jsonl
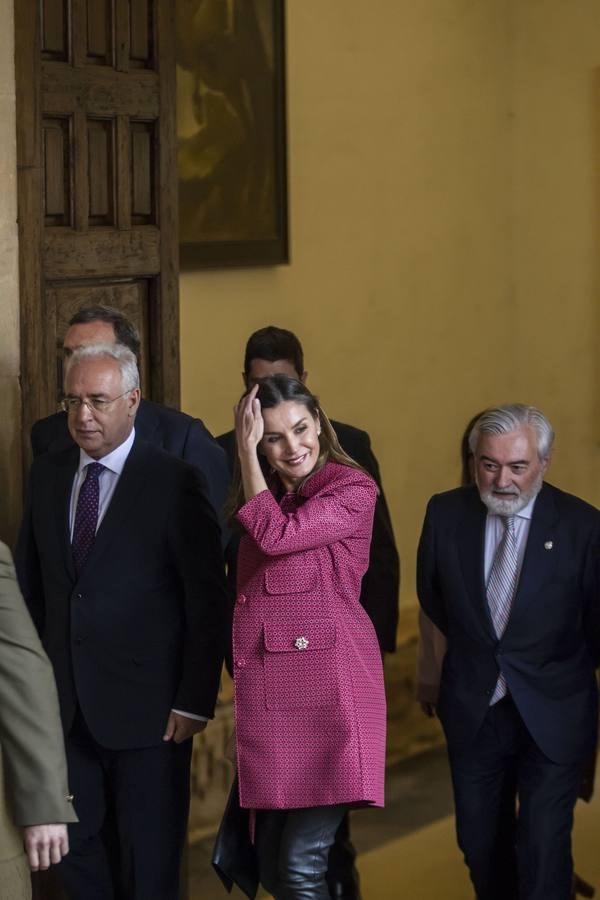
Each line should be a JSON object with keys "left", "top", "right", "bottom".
{"left": 177, "top": 0, "right": 288, "bottom": 269}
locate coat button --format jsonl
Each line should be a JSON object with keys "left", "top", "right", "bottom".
{"left": 73, "top": 593, "right": 82, "bottom": 600}
{"left": 237, "top": 594, "right": 247, "bottom": 605}
{"left": 236, "top": 658, "right": 246, "bottom": 668}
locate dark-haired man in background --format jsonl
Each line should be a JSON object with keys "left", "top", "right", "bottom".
{"left": 219, "top": 325, "right": 400, "bottom": 900}
{"left": 31, "top": 306, "right": 229, "bottom": 540}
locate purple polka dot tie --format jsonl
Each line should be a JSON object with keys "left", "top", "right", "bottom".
{"left": 72, "top": 462, "right": 104, "bottom": 574}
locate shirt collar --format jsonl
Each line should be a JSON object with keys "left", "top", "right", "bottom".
{"left": 78, "top": 428, "right": 136, "bottom": 476}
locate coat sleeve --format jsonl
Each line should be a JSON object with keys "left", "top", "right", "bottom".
{"left": 236, "top": 473, "right": 377, "bottom": 556}
{"left": 168, "top": 467, "right": 227, "bottom": 718}
{"left": 0, "top": 543, "right": 77, "bottom": 827}
{"left": 416, "top": 496, "right": 448, "bottom": 636}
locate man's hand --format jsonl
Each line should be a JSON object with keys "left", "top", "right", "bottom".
{"left": 163, "top": 711, "right": 207, "bottom": 744}
{"left": 420, "top": 701, "right": 437, "bottom": 718}
{"left": 23, "top": 824, "right": 69, "bottom": 871}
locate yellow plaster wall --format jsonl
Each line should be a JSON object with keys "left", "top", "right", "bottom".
{"left": 180, "top": 1, "right": 600, "bottom": 609}
{"left": 510, "top": 0, "right": 600, "bottom": 504}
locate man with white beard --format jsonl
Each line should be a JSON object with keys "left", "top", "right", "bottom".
{"left": 417, "top": 404, "right": 600, "bottom": 900}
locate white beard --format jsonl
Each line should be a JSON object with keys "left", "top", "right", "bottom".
{"left": 478, "top": 472, "right": 544, "bottom": 516}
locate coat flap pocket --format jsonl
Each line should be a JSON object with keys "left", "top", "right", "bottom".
{"left": 263, "top": 620, "right": 336, "bottom": 653}
{"left": 264, "top": 559, "right": 317, "bottom": 595}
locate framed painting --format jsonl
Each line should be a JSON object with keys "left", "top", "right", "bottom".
{"left": 176, "top": 0, "right": 288, "bottom": 268}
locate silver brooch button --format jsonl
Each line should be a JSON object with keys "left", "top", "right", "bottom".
{"left": 295, "top": 636, "right": 309, "bottom": 650}
{"left": 544, "top": 541, "right": 553, "bottom": 550}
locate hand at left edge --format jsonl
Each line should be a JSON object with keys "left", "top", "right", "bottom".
{"left": 23, "top": 824, "right": 69, "bottom": 870}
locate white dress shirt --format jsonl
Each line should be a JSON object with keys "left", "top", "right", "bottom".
{"left": 69, "top": 428, "right": 136, "bottom": 537}
{"left": 69, "top": 428, "right": 204, "bottom": 722}
{"left": 483, "top": 493, "right": 538, "bottom": 587}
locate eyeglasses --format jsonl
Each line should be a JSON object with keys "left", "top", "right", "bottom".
{"left": 60, "top": 391, "right": 131, "bottom": 414}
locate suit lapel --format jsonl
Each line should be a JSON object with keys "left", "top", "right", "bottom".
{"left": 507, "top": 483, "right": 559, "bottom": 624}
{"left": 83, "top": 437, "right": 150, "bottom": 571}
{"left": 54, "top": 448, "right": 79, "bottom": 581}
{"left": 457, "top": 489, "right": 493, "bottom": 635}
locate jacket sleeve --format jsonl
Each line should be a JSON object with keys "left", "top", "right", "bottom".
{"left": 359, "top": 489, "right": 400, "bottom": 652}
{"left": 169, "top": 467, "right": 227, "bottom": 718}
{"left": 416, "top": 496, "right": 448, "bottom": 635}
{"left": 0, "top": 543, "right": 77, "bottom": 827}
{"left": 236, "top": 473, "right": 377, "bottom": 556}
{"left": 415, "top": 609, "right": 447, "bottom": 703}
{"left": 14, "top": 468, "right": 46, "bottom": 637}
{"left": 30, "top": 418, "right": 47, "bottom": 458}
{"left": 337, "top": 429, "right": 400, "bottom": 652}
{"left": 581, "top": 515, "right": 600, "bottom": 667}
{"left": 181, "top": 419, "right": 231, "bottom": 548}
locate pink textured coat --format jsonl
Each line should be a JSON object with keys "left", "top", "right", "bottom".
{"left": 233, "top": 461, "right": 386, "bottom": 810}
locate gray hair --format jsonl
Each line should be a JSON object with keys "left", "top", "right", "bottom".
{"left": 468, "top": 404, "right": 554, "bottom": 460}
{"left": 65, "top": 343, "right": 140, "bottom": 393}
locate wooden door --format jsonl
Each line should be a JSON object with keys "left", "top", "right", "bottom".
{"left": 16, "top": 0, "right": 180, "bottom": 475}
{"left": 15, "top": 2, "right": 183, "bottom": 897}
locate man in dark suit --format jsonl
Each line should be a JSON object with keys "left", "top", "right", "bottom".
{"left": 219, "top": 326, "right": 400, "bottom": 900}
{"left": 31, "top": 306, "right": 229, "bottom": 540}
{"left": 17, "top": 344, "right": 225, "bottom": 900}
{"left": 417, "top": 404, "right": 600, "bottom": 900}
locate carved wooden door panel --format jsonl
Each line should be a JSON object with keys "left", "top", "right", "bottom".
{"left": 15, "top": 2, "right": 183, "bottom": 898}
{"left": 16, "top": 0, "right": 179, "bottom": 474}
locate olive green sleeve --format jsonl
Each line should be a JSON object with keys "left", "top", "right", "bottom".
{"left": 0, "top": 543, "right": 77, "bottom": 826}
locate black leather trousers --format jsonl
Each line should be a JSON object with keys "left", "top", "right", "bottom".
{"left": 256, "top": 805, "right": 348, "bottom": 899}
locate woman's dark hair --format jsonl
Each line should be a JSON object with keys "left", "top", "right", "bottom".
{"left": 227, "top": 375, "right": 366, "bottom": 520}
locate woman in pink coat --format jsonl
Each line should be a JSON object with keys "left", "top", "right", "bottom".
{"left": 230, "top": 374, "right": 386, "bottom": 899}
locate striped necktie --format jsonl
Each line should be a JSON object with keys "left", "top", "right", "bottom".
{"left": 486, "top": 515, "right": 518, "bottom": 704}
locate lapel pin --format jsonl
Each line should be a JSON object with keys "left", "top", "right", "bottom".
{"left": 544, "top": 541, "right": 553, "bottom": 550}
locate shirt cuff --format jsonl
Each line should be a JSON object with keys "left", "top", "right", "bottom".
{"left": 171, "top": 709, "right": 208, "bottom": 722}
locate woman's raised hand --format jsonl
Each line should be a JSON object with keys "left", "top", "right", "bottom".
{"left": 235, "top": 383, "right": 264, "bottom": 456}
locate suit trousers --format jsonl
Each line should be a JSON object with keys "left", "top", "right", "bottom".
{"left": 255, "top": 804, "right": 347, "bottom": 900}
{"left": 448, "top": 695, "right": 582, "bottom": 900}
{"left": 57, "top": 710, "right": 192, "bottom": 900}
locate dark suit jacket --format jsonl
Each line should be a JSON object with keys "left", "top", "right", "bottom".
{"left": 218, "top": 420, "right": 400, "bottom": 652}
{"left": 31, "top": 399, "right": 230, "bottom": 543}
{"left": 417, "top": 482, "right": 600, "bottom": 764}
{"left": 16, "top": 437, "right": 226, "bottom": 751}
